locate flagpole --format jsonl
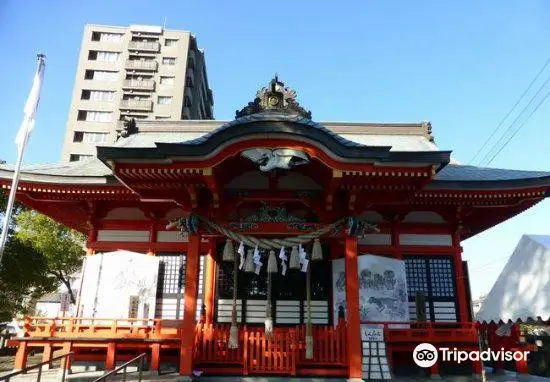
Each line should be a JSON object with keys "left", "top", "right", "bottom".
{"left": 0, "top": 54, "right": 46, "bottom": 267}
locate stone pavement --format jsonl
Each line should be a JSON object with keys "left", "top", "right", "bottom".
{"left": 2, "top": 369, "right": 550, "bottom": 382}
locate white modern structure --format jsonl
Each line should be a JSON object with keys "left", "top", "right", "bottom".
{"left": 476, "top": 234, "right": 550, "bottom": 322}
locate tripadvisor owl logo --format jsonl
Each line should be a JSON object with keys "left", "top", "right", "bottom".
{"left": 413, "top": 342, "right": 530, "bottom": 368}
{"left": 413, "top": 343, "right": 438, "bottom": 368}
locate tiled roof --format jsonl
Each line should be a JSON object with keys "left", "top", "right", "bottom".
{"left": 0, "top": 157, "right": 111, "bottom": 177}
{"left": 434, "top": 164, "right": 550, "bottom": 182}
{"left": 183, "top": 112, "right": 366, "bottom": 147}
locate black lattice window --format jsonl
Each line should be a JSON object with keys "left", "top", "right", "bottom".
{"left": 310, "top": 261, "right": 331, "bottom": 300}
{"left": 274, "top": 269, "right": 304, "bottom": 300}
{"left": 217, "top": 261, "right": 235, "bottom": 299}
{"left": 429, "top": 258, "right": 455, "bottom": 298}
{"left": 156, "top": 253, "right": 185, "bottom": 297}
{"left": 404, "top": 256, "right": 458, "bottom": 322}
{"left": 405, "top": 258, "right": 429, "bottom": 295}
{"left": 242, "top": 270, "right": 268, "bottom": 299}
{"left": 216, "top": 245, "right": 332, "bottom": 325}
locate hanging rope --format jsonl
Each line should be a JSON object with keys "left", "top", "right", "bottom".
{"left": 228, "top": 257, "right": 239, "bottom": 349}
{"left": 168, "top": 215, "right": 379, "bottom": 248}
{"left": 197, "top": 216, "right": 348, "bottom": 249}
{"left": 265, "top": 272, "right": 274, "bottom": 339}
{"left": 305, "top": 246, "right": 314, "bottom": 359}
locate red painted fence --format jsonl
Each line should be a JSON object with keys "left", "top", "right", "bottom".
{"left": 193, "top": 323, "right": 348, "bottom": 376}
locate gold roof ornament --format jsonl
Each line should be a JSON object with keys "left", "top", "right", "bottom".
{"left": 235, "top": 75, "right": 312, "bottom": 119}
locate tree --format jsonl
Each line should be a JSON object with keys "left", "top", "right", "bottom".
{"left": 16, "top": 211, "right": 86, "bottom": 304}
{"left": 0, "top": 237, "right": 55, "bottom": 321}
{"left": 0, "top": 193, "right": 56, "bottom": 321}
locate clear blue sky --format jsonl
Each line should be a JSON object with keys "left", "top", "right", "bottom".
{"left": 1, "top": 0, "right": 549, "bottom": 299}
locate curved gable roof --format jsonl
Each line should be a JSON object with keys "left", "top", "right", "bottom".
{"left": 97, "top": 112, "right": 451, "bottom": 169}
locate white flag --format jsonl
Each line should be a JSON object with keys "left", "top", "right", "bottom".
{"left": 15, "top": 54, "right": 46, "bottom": 149}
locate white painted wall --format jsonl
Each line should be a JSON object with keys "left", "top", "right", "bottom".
{"left": 79, "top": 251, "right": 159, "bottom": 320}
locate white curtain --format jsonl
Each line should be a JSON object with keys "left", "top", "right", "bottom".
{"left": 100, "top": 33, "right": 123, "bottom": 43}
{"left": 94, "top": 71, "right": 118, "bottom": 81}
{"left": 160, "top": 77, "right": 174, "bottom": 86}
{"left": 97, "top": 51, "right": 120, "bottom": 62}
{"left": 158, "top": 96, "right": 172, "bottom": 105}
{"left": 90, "top": 91, "right": 115, "bottom": 102}
{"left": 85, "top": 111, "right": 112, "bottom": 122}
{"left": 83, "top": 132, "right": 107, "bottom": 143}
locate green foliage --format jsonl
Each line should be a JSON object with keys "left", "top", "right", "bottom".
{"left": 0, "top": 237, "right": 55, "bottom": 321}
{"left": 0, "top": 192, "right": 57, "bottom": 321}
{"left": 16, "top": 211, "right": 86, "bottom": 304}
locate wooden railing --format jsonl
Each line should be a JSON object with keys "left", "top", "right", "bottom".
{"left": 367, "top": 321, "right": 479, "bottom": 343}
{"left": 21, "top": 317, "right": 183, "bottom": 339}
{"left": 193, "top": 323, "right": 348, "bottom": 375}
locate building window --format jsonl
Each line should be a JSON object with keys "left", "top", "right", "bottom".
{"left": 92, "top": 32, "right": 123, "bottom": 42}
{"left": 162, "top": 57, "right": 176, "bottom": 65}
{"left": 158, "top": 96, "right": 172, "bottom": 105}
{"left": 69, "top": 154, "right": 93, "bottom": 162}
{"left": 165, "top": 39, "right": 178, "bottom": 46}
{"left": 155, "top": 116, "right": 170, "bottom": 120}
{"left": 88, "top": 51, "right": 120, "bottom": 62}
{"left": 85, "top": 70, "right": 118, "bottom": 81}
{"left": 159, "top": 76, "right": 175, "bottom": 86}
{"left": 73, "top": 132, "right": 108, "bottom": 143}
{"left": 404, "top": 256, "right": 458, "bottom": 322}
{"left": 81, "top": 90, "right": 116, "bottom": 102}
{"left": 77, "top": 110, "right": 112, "bottom": 122}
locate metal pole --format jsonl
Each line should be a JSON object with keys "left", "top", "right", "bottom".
{"left": 0, "top": 133, "right": 26, "bottom": 265}
{"left": 122, "top": 366, "right": 127, "bottom": 382}
{"left": 138, "top": 358, "right": 143, "bottom": 381}
{"left": 37, "top": 364, "right": 42, "bottom": 381}
{"left": 0, "top": 53, "right": 45, "bottom": 267}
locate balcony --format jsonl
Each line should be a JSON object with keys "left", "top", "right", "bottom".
{"left": 119, "top": 99, "right": 153, "bottom": 111}
{"left": 125, "top": 59, "right": 158, "bottom": 71}
{"left": 122, "top": 79, "right": 155, "bottom": 91}
{"left": 128, "top": 40, "right": 160, "bottom": 53}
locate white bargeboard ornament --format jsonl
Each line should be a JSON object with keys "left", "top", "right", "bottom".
{"left": 241, "top": 148, "right": 309, "bottom": 172}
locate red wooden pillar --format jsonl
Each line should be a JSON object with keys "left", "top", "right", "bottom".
{"left": 13, "top": 342, "right": 29, "bottom": 370}
{"left": 430, "top": 362, "right": 440, "bottom": 378}
{"left": 516, "top": 354, "right": 529, "bottom": 374}
{"left": 345, "top": 235, "right": 362, "bottom": 379}
{"left": 151, "top": 343, "right": 161, "bottom": 371}
{"left": 453, "top": 228, "right": 469, "bottom": 323}
{"left": 179, "top": 233, "right": 201, "bottom": 376}
{"left": 204, "top": 239, "right": 217, "bottom": 324}
{"left": 59, "top": 342, "right": 72, "bottom": 376}
{"left": 106, "top": 342, "right": 116, "bottom": 370}
{"left": 42, "top": 343, "right": 53, "bottom": 370}
{"left": 148, "top": 220, "right": 158, "bottom": 255}
{"left": 391, "top": 216, "right": 403, "bottom": 260}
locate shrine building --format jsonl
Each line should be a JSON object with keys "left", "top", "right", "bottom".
{"left": 3, "top": 77, "right": 550, "bottom": 380}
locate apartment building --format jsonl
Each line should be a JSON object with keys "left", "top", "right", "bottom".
{"left": 61, "top": 24, "right": 214, "bottom": 162}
